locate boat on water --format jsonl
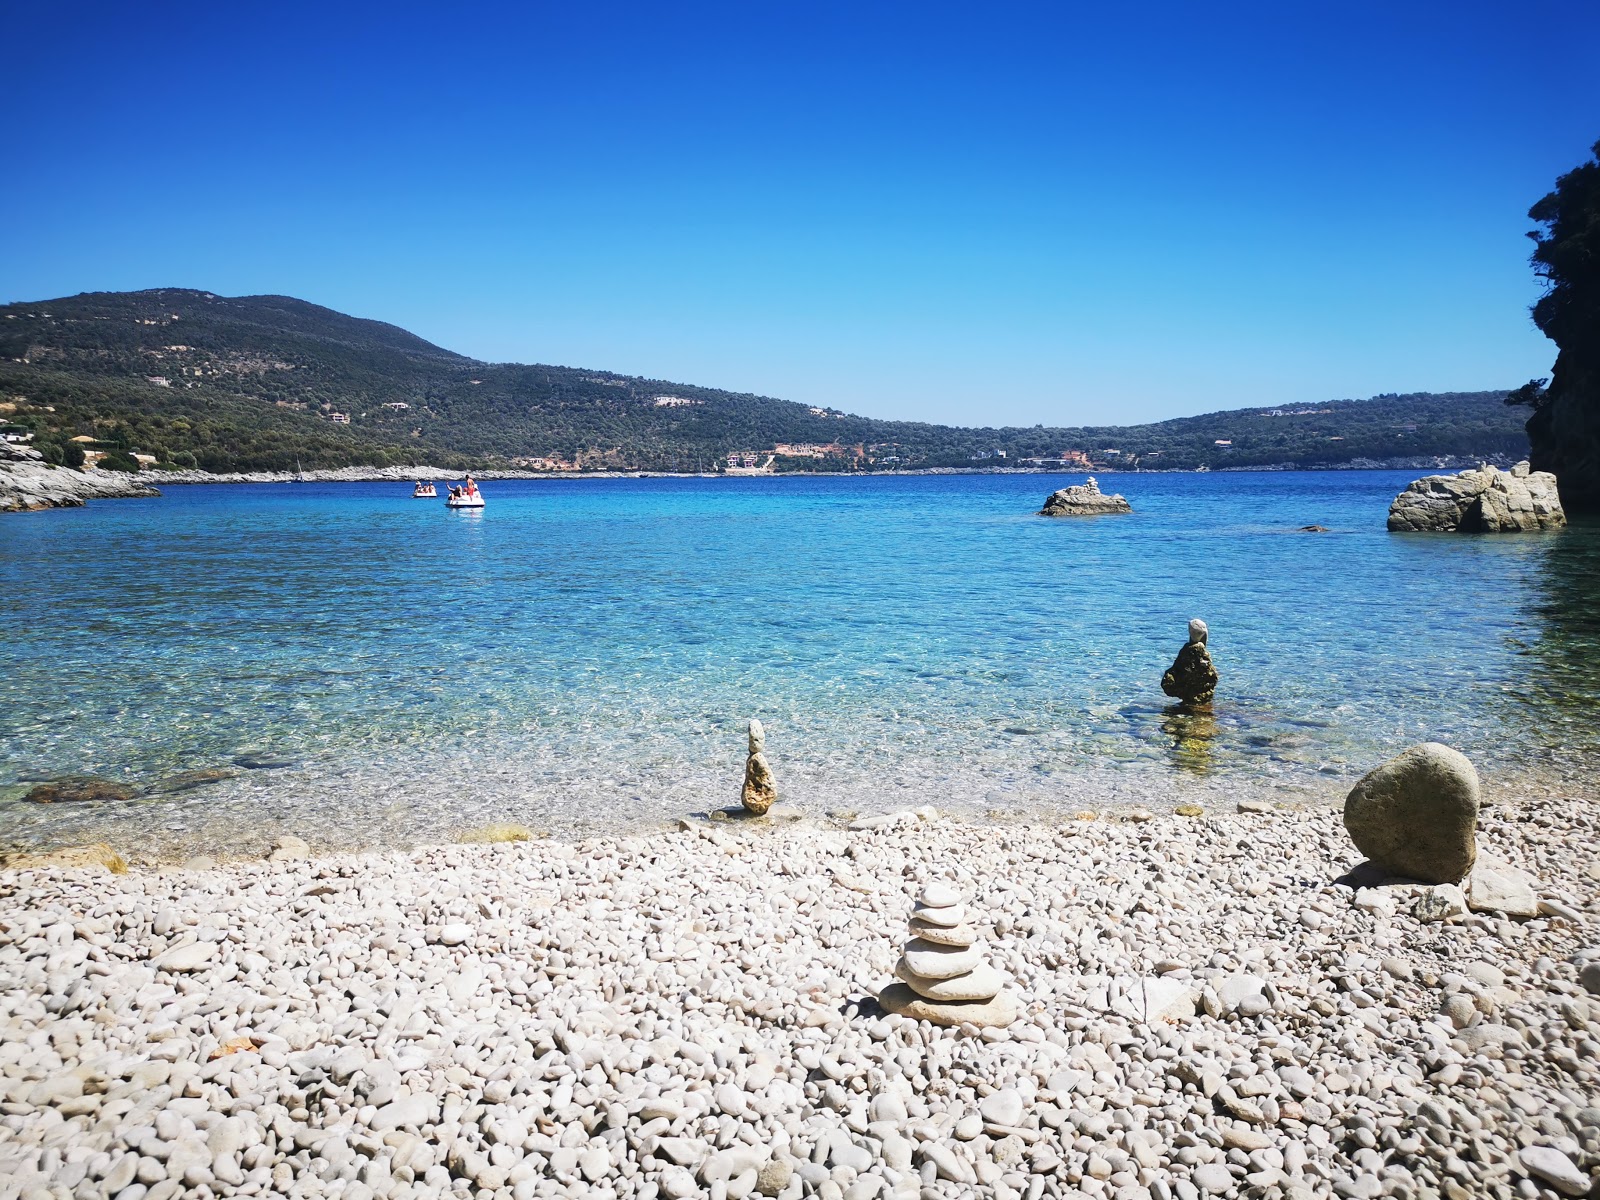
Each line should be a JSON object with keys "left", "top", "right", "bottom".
{"left": 445, "top": 476, "right": 485, "bottom": 509}
{"left": 412, "top": 480, "right": 437, "bottom": 498}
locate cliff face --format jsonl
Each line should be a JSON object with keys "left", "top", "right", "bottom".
{"left": 1528, "top": 353, "right": 1600, "bottom": 514}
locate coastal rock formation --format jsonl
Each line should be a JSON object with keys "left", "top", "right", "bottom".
{"left": 1161, "top": 618, "right": 1218, "bottom": 706}
{"left": 879, "top": 882, "right": 1018, "bottom": 1028}
{"left": 0, "top": 446, "right": 161, "bottom": 514}
{"left": 740, "top": 720, "right": 777, "bottom": 815}
{"left": 1386, "top": 462, "right": 1565, "bottom": 532}
{"left": 1038, "top": 476, "right": 1131, "bottom": 516}
{"left": 1344, "top": 743, "right": 1479, "bottom": 885}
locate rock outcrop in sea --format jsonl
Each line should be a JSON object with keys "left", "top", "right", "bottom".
{"left": 1160, "top": 618, "right": 1218, "bottom": 706}
{"left": 740, "top": 720, "right": 777, "bottom": 815}
{"left": 1386, "top": 461, "right": 1565, "bottom": 532}
{"left": 1038, "top": 476, "right": 1131, "bottom": 516}
{"left": 878, "top": 882, "right": 1018, "bottom": 1028}
{"left": 0, "top": 443, "right": 160, "bottom": 513}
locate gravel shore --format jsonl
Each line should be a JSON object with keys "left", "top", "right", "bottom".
{"left": 2, "top": 801, "right": 1597, "bottom": 1200}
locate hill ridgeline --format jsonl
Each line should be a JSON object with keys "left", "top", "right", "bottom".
{"left": 0, "top": 288, "right": 1528, "bottom": 476}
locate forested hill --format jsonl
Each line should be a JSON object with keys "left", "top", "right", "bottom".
{"left": 0, "top": 288, "right": 1528, "bottom": 473}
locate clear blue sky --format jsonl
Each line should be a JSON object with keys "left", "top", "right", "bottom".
{"left": 4, "top": 0, "right": 1596, "bottom": 426}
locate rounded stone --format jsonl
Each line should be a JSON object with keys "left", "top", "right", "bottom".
{"left": 877, "top": 983, "right": 1018, "bottom": 1029}
{"left": 901, "top": 939, "right": 983, "bottom": 980}
{"left": 907, "top": 917, "right": 977, "bottom": 947}
{"left": 919, "top": 881, "right": 961, "bottom": 907}
{"left": 895, "top": 960, "right": 1006, "bottom": 1001}
{"left": 911, "top": 902, "right": 967, "bottom": 928}
{"left": 1344, "top": 742, "right": 1479, "bottom": 884}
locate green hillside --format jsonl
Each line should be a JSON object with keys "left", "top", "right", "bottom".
{"left": 0, "top": 288, "right": 1529, "bottom": 473}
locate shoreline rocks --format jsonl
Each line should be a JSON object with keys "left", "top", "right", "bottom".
{"left": 0, "top": 449, "right": 160, "bottom": 513}
{"left": 1387, "top": 461, "right": 1566, "bottom": 532}
{"left": 1038, "top": 476, "right": 1132, "bottom": 516}
{"left": 1, "top": 801, "right": 1596, "bottom": 1199}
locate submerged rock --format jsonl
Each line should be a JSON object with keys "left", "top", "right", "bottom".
{"left": 740, "top": 719, "right": 777, "bottom": 816}
{"left": 1344, "top": 743, "right": 1479, "bottom": 885}
{"left": 1161, "top": 619, "right": 1218, "bottom": 706}
{"left": 0, "top": 843, "right": 128, "bottom": 873}
{"left": 145, "top": 768, "right": 238, "bottom": 795}
{"left": 232, "top": 752, "right": 298, "bottom": 770}
{"left": 24, "top": 776, "right": 138, "bottom": 804}
{"left": 1387, "top": 461, "right": 1565, "bottom": 532}
{"left": 1039, "top": 476, "right": 1131, "bottom": 516}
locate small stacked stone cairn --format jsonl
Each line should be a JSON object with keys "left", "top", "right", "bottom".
{"left": 1161, "top": 618, "right": 1218, "bottom": 706}
{"left": 878, "top": 882, "right": 1018, "bottom": 1028}
{"left": 740, "top": 719, "right": 777, "bottom": 815}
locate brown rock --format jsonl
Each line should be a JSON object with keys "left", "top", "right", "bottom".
{"left": 1161, "top": 620, "right": 1218, "bottom": 706}
{"left": 24, "top": 776, "right": 138, "bottom": 804}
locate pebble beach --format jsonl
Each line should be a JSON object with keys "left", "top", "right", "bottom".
{"left": 4, "top": 793, "right": 1598, "bottom": 1200}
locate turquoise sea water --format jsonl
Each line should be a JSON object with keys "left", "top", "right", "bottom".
{"left": 3, "top": 472, "right": 1597, "bottom": 855}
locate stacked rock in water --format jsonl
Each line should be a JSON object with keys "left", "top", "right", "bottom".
{"left": 878, "top": 882, "right": 1018, "bottom": 1028}
{"left": 1161, "top": 618, "right": 1218, "bottom": 706}
{"left": 741, "top": 719, "right": 777, "bottom": 815}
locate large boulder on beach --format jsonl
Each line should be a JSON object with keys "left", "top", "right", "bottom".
{"left": 1039, "top": 477, "right": 1131, "bottom": 516}
{"left": 1386, "top": 462, "right": 1565, "bottom": 532}
{"left": 1344, "top": 743, "right": 1479, "bottom": 884}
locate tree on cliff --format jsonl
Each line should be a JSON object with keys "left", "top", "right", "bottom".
{"left": 1519, "top": 138, "right": 1600, "bottom": 511}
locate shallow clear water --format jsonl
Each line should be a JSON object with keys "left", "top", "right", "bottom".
{"left": 3, "top": 472, "right": 1597, "bottom": 855}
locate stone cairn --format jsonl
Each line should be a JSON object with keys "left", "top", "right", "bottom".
{"left": 1161, "top": 618, "right": 1218, "bottom": 706}
{"left": 878, "top": 882, "right": 1018, "bottom": 1028}
{"left": 740, "top": 719, "right": 777, "bottom": 815}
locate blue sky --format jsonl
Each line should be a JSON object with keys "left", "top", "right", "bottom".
{"left": 4, "top": 0, "right": 1596, "bottom": 426}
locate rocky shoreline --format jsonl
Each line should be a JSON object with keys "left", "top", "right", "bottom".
{"left": 2, "top": 794, "right": 1596, "bottom": 1200}
{"left": 1, "top": 456, "right": 1538, "bottom": 513}
{"left": 0, "top": 456, "right": 162, "bottom": 513}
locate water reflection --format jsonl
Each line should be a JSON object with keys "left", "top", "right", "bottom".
{"left": 1161, "top": 705, "right": 1217, "bottom": 775}
{"left": 1505, "top": 519, "right": 1600, "bottom": 777}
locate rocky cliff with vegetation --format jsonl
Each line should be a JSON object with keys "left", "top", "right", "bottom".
{"left": 0, "top": 288, "right": 1530, "bottom": 475}
{"left": 1510, "top": 139, "right": 1600, "bottom": 514}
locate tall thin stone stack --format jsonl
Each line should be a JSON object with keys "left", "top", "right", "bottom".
{"left": 878, "top": 883, "right": 1018, "bottom": 1029}
{"left": 741, "top": 719, "right": 777, "bottom": 815}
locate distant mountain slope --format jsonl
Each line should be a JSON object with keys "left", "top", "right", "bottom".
{"left": 0, "top": 288, "right": 1528, "bottom": 473}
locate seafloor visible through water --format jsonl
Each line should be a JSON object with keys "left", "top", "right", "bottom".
{"left": 3, "top": 471, "right": 1597, "bottom": 857}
